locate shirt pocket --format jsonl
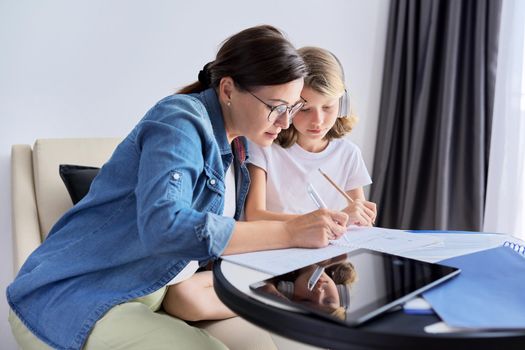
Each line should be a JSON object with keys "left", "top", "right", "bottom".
{"left": 203, "top": 164, "right": 225, "bottom": 212}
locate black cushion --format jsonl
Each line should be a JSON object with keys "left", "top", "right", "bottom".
{"left": 59, "top": 164, "right": 100, "bottom": 204}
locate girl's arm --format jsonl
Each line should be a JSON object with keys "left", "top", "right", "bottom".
{"left": 163, "top": 271, "right": 235, "bottom": 322}
{"left": 245, "top": 163, "right": 375, "bottom": 228}
{"left": 343, "top": 188, "right": 377, "bottom": 226}
{"left": 244, "top": 164, "right": 300, "bottom": 222}
{"left": 346, "top": 187, "right": 366, "bottom": 201}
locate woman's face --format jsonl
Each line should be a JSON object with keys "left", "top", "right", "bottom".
{"left": 292, "top": 266, "right": 340, "bottom": 308}
{"left": 292, "top": 86, "right": 340, "bottom": 151}
{"left": 229, "top": 78, "right": 304, "bottom": 146}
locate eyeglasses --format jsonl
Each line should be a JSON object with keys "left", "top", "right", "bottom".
{"left": 246, "top": 90, "right": 306, "bottom": 123}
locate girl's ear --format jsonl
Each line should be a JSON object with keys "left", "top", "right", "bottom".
{"left": 218, "top": 76, "right": 235, "bottom": 105}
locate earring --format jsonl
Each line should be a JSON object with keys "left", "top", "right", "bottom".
{"left": 227, "top": 101, "right": 231, "bottom": 107}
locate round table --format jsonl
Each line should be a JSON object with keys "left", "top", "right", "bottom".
{"left": 213, "top": 259, "right": 525, "bottom": 350}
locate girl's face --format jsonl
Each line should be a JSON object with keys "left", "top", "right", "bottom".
{"left": 292, "top": 86, "right": 340, "bottom": 152}
{"left": 228, "top": 78, "right": 304, "bottom": 146}
{"left": 292, "top": 266, "right": 340, "bottom": 308}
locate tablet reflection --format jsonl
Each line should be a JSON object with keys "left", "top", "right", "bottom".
{"left": 251, "top": 249, "right": 460, "bottom": 326}
{"left": 259, "top": 254, "right": 358, "bottom": 321}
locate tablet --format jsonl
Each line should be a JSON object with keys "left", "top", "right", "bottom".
{"left": 249, "top": 248, "right": 460, "bottom": 326}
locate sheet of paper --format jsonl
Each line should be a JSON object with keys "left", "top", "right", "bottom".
{"left": 222, "top": 244, "right": 354, "bottom": 275}
{"left": 399, "top": 233, "right": 522, "bottom": 263}
{"left": 332, "top": 226, "right": 443, "bottom": 253}
{"left": 223, "top": 226, "right": 444, "bottom": 275}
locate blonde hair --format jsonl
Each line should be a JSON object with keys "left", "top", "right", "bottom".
{"left": 330, "top": 306, "right": 347, "bottom": 320}
{"left": 326, "top": 262, "right": 358, "bottom": 286}
{"left": 276, "top": 46, "right": 358, "bottom": 148}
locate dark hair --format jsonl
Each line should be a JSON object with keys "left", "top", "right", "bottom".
{"left": 178, "top": 25, "right": 307, "bottom": 94}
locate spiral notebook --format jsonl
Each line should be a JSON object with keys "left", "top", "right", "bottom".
{"left": 504, "top": 240, "right": 525, "bottom": 256}
{"left": 422, "top": 241, "right": 525, "bottom": 329}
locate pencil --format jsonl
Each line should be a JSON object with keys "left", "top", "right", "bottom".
{"left": 318, "top": 168, "right": 354, "bottom": 204}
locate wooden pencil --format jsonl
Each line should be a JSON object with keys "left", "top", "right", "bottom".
{"left": 318, "top": 168, "right": 354, "bottom": 203}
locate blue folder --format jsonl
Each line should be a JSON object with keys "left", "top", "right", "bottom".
{"left": 422, "top": 245, "right": 525, "bottom": 329}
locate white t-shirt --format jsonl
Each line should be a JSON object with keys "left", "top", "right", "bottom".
{"left": 247, "top": 138, "right": 372, "bottom": 214}
{"left": 223, "top": 162, "right": 237, "bottom": 218}
{"left": 167, "top": 164, "right": 236, "bottom": 285}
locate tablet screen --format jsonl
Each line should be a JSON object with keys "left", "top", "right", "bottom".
{"left": 250, "top": 249, "right": 460, "bottom": 326}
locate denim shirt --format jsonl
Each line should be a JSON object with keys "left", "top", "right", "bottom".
{"left": 6, "top": 88, "right": 250, "bottom": 350}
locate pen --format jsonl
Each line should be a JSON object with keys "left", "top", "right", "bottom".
{"left": 318, "top": 168, "right": 354, "bottom": 204}
{"left": 308, "top": 265, "right": 325, "bottom": 291}
{"left": 307, "top": 182, "right": 328, "bottom": 209}
{"left": 307, "top": 182, "right": 342, "bottom": 233}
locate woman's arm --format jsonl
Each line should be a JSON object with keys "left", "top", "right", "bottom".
{"left": 163, "top": 271, "right": 235, "bottom": 322}
{"left": 163, "top": 206, "right": 350, "bottom": 322}
{"left": 244, "top": 164, "right": 300, "bottom": 221}
{"left": 223, "top": 208, "right": 348, "bottom": 255}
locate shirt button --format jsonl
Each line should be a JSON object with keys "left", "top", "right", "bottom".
{"left": 173, "top": 173, "right": 180, "bottom": 180}
{"left": 209, "top": 179, "right": 216, "bottom": 185}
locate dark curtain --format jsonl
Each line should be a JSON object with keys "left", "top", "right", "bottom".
{"left": 370, "top": 0, "right": 502, "bottom": 231}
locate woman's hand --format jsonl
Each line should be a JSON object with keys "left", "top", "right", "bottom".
{"left": 342, "top": 200, "right": 377, "bottom": 227}
{"left": 284, "top": 209, "right": 348, "bottom": 248}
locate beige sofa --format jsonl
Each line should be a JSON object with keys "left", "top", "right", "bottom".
{"left": 10, "top": 138, "right": 312, "bottom": 350}
{"left": 11, "top": 138, "right": 121, "bottom": 273}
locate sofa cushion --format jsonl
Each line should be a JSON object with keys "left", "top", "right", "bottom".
{"left": 59, "top": 164, "right": 100, "bottom": 204}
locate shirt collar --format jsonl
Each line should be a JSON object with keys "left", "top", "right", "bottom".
{"left": 197, "top": 88, "right": 232, "bottom": 155}
{"left": 195, "top": 88, "right": 249, "bottom": 163}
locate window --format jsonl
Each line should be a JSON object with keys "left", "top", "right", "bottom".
{"left": 484, "top": 0, "right": 525, "bottom": 239}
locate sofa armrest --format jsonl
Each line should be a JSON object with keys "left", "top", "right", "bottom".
{"left": 11, "top": 144, "right": 42, "bottom": 275}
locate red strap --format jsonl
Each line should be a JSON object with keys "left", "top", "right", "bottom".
{"left": 233, "top": 138, "right": 246, "bottom": 163}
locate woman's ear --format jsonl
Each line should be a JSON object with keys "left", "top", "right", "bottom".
{"left": 218, "top": 76, "right": 235, "bottom": 105}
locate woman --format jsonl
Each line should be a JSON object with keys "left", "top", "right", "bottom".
{"left": 7, "top": 25, "right": 348, "bottom": 350}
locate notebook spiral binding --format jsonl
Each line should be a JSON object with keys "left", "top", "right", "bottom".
{"left": 503, "top": 241, "right": 525, "bottom": 256}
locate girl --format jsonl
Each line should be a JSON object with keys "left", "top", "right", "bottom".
{"left": 7, "top": 27, "right": 349, "bottom": 350}
{"left": 257, "top": 255, "right": 357, "bottom": 321}
{"left": 245, "top": 46, "right": 377, "bottom": 226}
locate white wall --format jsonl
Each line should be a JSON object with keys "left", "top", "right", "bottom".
{"left": 0, "top": 1, "right": 389, "bottom": 347}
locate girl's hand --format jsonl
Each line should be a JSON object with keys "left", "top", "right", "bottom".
{"left": 284, "top": 209, "right": 348, "bottom": 248}
{"left": 342, "top": 200, "right": 377, "bottom": 227}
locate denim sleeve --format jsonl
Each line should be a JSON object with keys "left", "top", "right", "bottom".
{"left": 133, "top": 98, "right": 235, "bottom": 260}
